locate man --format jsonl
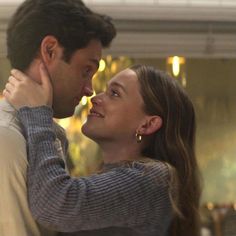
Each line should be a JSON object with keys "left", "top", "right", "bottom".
{"left": 0, "top": 0, "right": 116, "bottom": 235}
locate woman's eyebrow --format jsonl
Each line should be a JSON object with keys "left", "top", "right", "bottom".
{"left": 108, "top": 81, "right": 127, "bottom": 94}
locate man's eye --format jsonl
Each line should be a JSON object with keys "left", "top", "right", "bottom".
{"left": 82, "top": 73, "right": 92, "bottom": 80}
{"left": 85, "top": 68, "right": 91, "bottom": 74}
{"left": 83, "top": 68, "right": 92, "bottom": 77}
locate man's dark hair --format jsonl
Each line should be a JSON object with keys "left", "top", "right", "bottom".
{"left": 7, "top": 0, "right": 116, "bottom": 70}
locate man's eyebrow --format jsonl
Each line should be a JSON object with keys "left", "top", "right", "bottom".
{"left": 89, "top": 59, "right": 100, "bottom": 69}
{"left": 108, "top": 81, "right": 127, "bottom": 94}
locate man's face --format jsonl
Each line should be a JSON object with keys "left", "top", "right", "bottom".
{"left": 49, "top": 39, "right": 101, "bottom": 118}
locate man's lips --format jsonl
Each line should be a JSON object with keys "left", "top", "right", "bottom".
{"left": 89, "top": 108, "right": 104, "bottom": 118}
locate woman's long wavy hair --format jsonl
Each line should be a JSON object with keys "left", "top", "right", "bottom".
{"left": 130, "top": 65, "right": 201, "bottom": 236}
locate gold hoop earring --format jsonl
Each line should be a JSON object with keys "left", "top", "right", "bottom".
{"left": 135, "top": 133, "right": 142, "bottom": 143}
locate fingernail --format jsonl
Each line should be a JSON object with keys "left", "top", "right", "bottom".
{"left": 11, "top": 69, "right": 17, "bottom": 74}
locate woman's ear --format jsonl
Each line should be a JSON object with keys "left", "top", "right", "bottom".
{"left": 137, "top": 115, "right": 162, "bottom": 136}
{"left": 40, "top": 35, "right": 60, "bottom": 64}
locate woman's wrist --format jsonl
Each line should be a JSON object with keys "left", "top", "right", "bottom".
{"left": 18, "top": 105, "right": 54, "bottom": 128}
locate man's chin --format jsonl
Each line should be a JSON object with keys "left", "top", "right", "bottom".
{"left": 52, "top": 108, "right": 75, "bottom": 119}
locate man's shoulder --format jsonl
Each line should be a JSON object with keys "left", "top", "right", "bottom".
{"left": 0, "top": 99, "right": 23, "bottom": 135}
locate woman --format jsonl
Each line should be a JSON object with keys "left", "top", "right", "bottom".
{"left": 4, "top": 64, "right": 201, "bottom": 236}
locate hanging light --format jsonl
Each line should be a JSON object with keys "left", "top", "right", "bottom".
{"left": 173, "top": 56, "right": 180, "bottom": 77}
{"left": 167, "top": 56, "right": 186, "bottom": 87}
{"left": 207, "top": 202, "right": 214, "bottom": 211}
{"left": 167, "top": 56, "right": 185, "bottom": 77}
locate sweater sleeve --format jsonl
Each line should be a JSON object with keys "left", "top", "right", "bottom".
{"left": 18, "top": 106, "right": 171, "bottom": 233}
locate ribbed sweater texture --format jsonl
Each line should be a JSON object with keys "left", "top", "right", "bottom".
{"left": 18, "top": 106, "right": 173, "bottom": 236}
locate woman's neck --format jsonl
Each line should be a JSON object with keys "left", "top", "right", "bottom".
{"left": 99, "top": 141, "right": 143, "bottom": 164}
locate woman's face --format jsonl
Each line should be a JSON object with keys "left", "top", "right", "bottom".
{"left": 82, "top": 68, "right": 147, "bottom": 143}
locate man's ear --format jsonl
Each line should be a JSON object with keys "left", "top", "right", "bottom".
{"left": 40, "top": 35, "right": 61, "bottom": 64}
{"left": 137, "top": 115, "right": 162, "bottom": 136}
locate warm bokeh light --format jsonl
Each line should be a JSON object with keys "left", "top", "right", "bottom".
{"left": 234, "top": 203, "right": 236, "bottom": 211}
{"left": 111, "top": 61, "right": 118, "bottom": 74}
{"left": 57, "top": 117, "right": 71, "bottom": 130}
{"left": 166, "top": 56, "right": 186, "bottom": 87}
{"left": 167, "top": 56, "right": 186, "bottom": 77}
{"left": 207, "top": 202, "right": 214, "bottom": 210}
{"left": 81, "top": 96, "right": 88, "bottom": 106}
{"left": 98, "top": 59, "right": 106, "bottom": 72}
{"left": 172, "top": 56, "right": 180, "bottom": 77}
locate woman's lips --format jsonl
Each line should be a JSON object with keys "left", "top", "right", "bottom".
{"left": 89, "top": 108, "right": 104, "bottom": 118}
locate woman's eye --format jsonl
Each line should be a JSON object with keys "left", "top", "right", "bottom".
{"left": 110, "top": 89, "right": 119, "bottom": 97}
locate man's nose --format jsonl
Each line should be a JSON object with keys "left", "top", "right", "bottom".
{"left": 84, "top": 86, "right": 93, "bottom": 97}
{"left": 84, "top": 79, "right": 93, "bottom": 97}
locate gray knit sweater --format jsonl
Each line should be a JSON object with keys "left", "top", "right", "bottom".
{"left": 18, "top": 106, "right": 173, "bottom": 236}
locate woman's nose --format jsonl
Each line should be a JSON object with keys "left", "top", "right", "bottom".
{"left": 91, "top": 93, "right": 103, "bottom": 106}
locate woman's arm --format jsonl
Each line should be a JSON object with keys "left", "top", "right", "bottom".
{"left": 19, "top": 106, "right": 171, "bottom": 232}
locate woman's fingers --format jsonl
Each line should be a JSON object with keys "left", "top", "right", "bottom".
{"left": 5, "top": 82, "right": 15, "bottom": 93}
{"left": 8, "top": 75, "right": 19, "bottom": 86}
{"left": 4, "top": 65, "right": 53, "bottom": 109}
{"left": 2, "top": 89, "right": 11, "bottom": 102}
{"left": 3, "top": 83, "right": 20, "bottom": 109}
{"left": 11, "top": 69, "right": 28, "bottom": 81}
{"left": 3, "top": 88, "right": 10, "bottom": 96}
